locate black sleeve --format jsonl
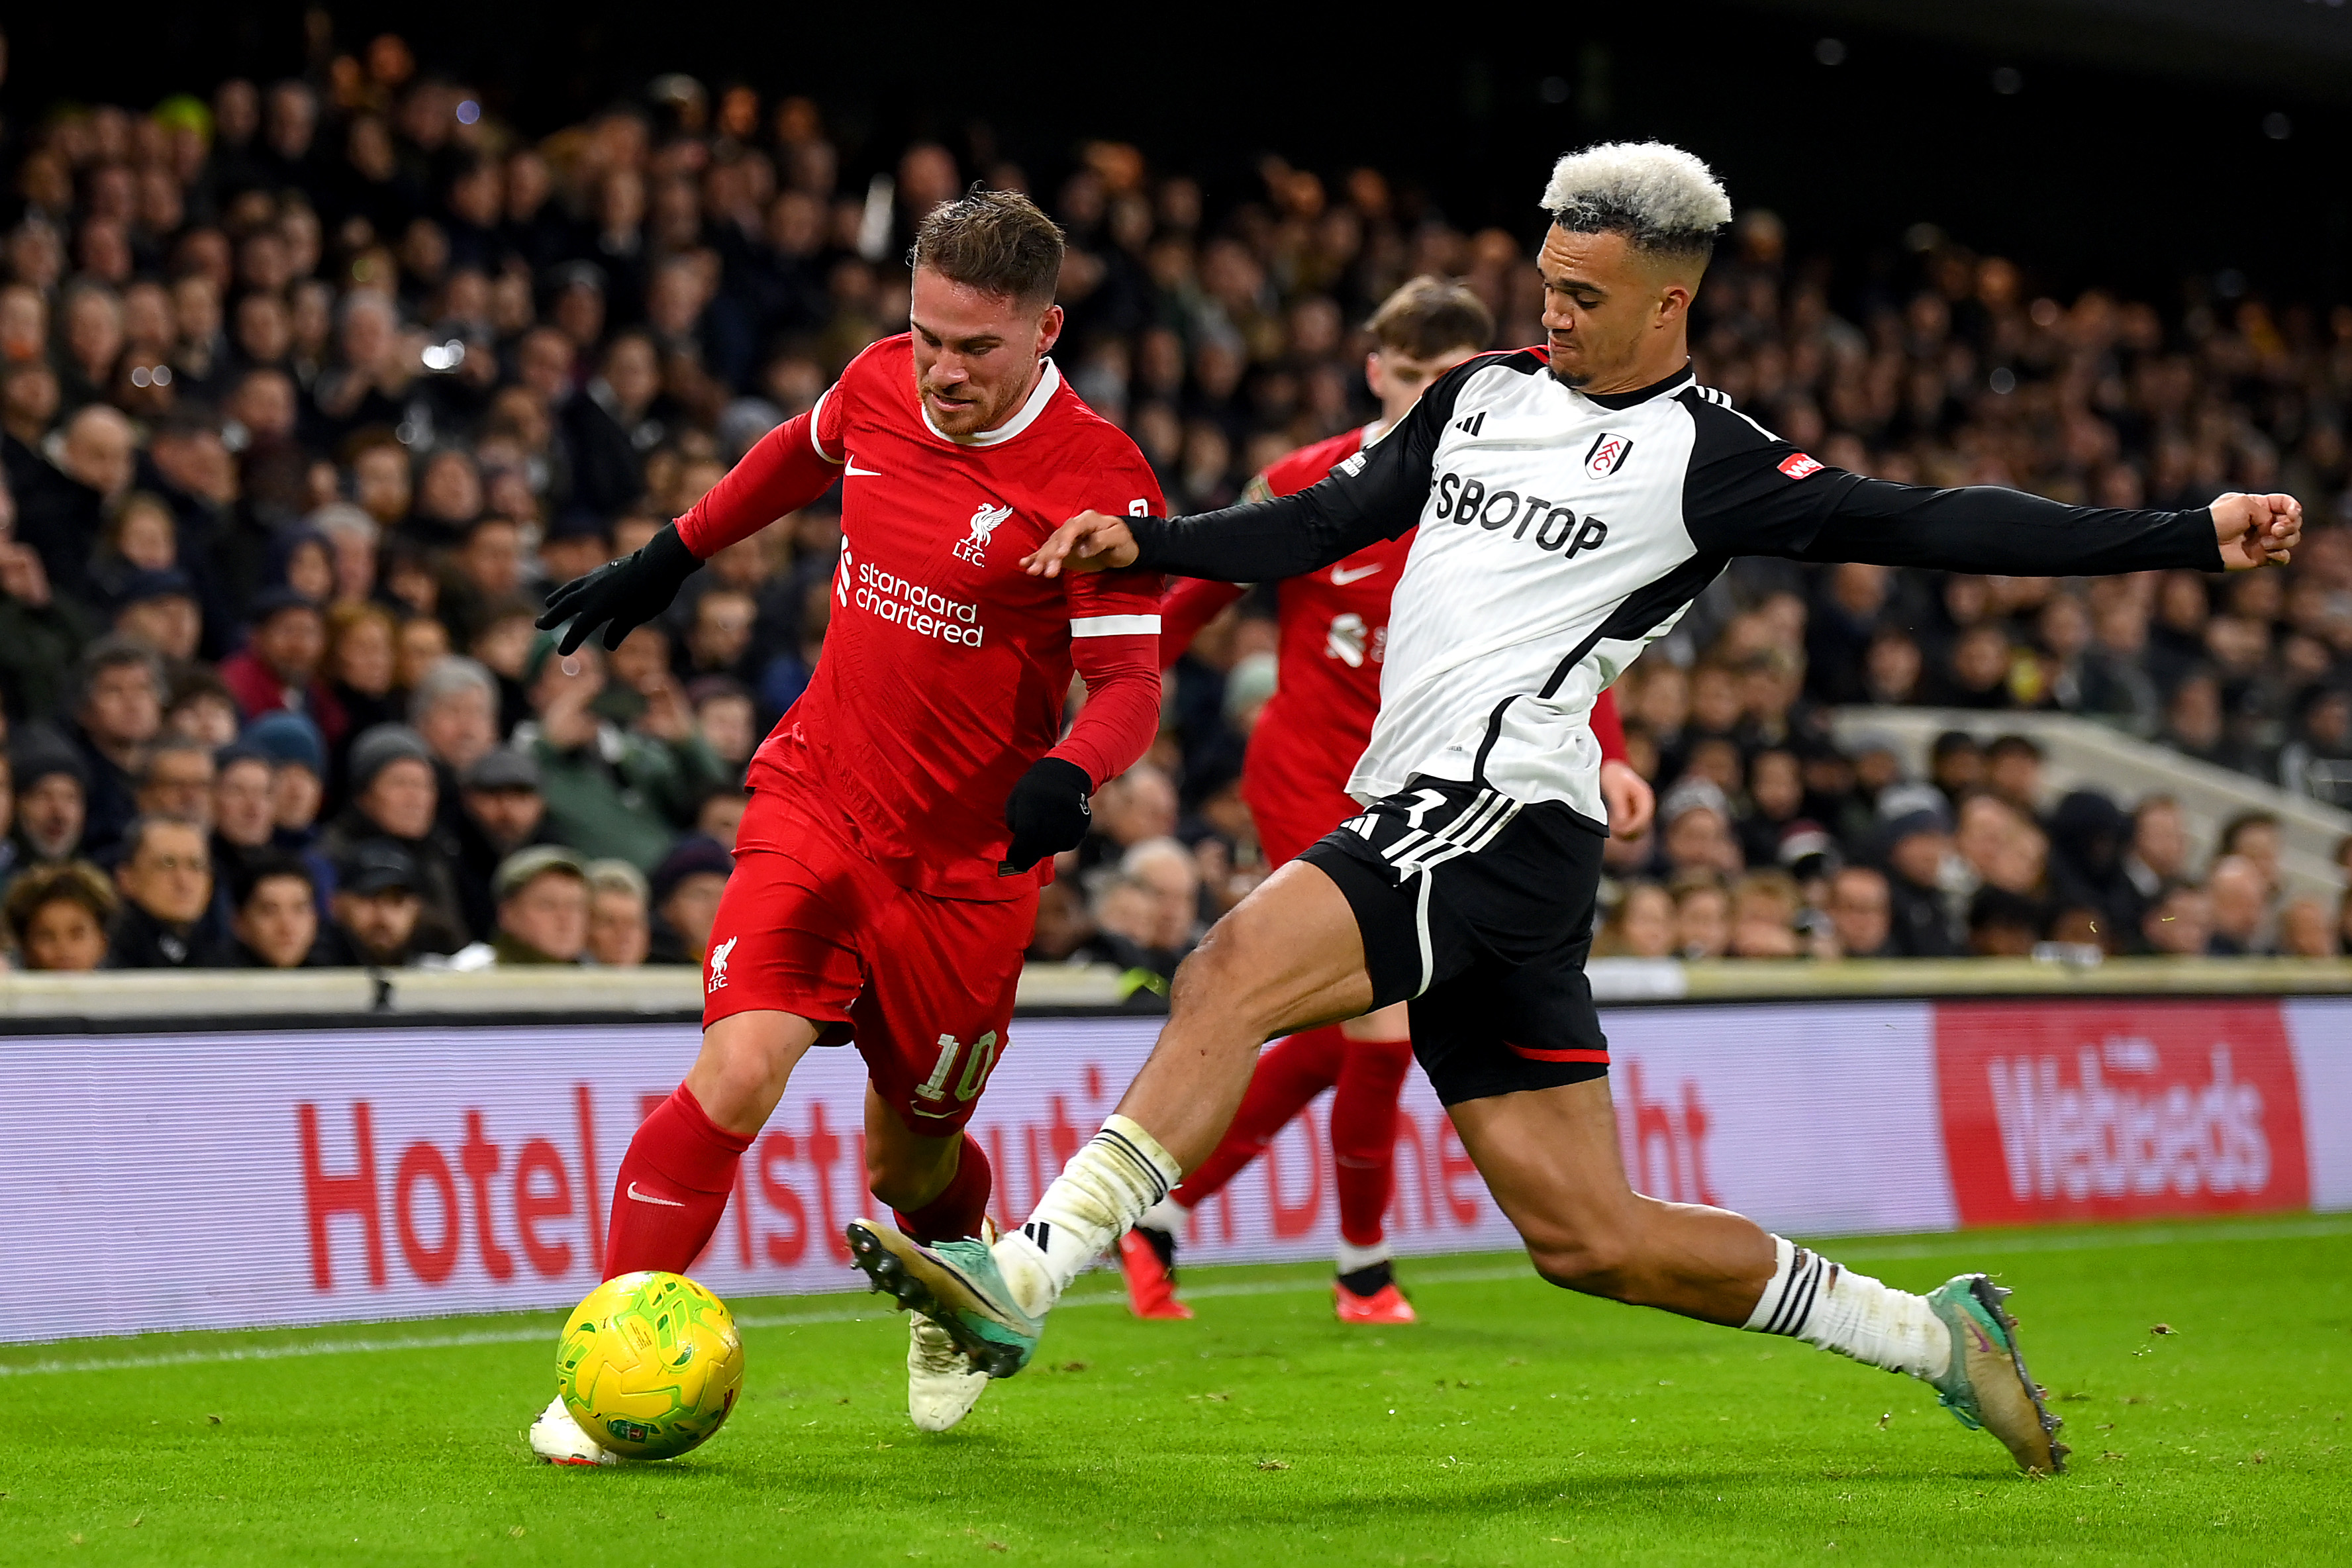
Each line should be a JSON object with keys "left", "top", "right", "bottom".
{"left": 1127, "top": 358, "right": 1469, "bottom": 580}
{"left": 1678, "top": 393, "right": 2224, "bottom": 576}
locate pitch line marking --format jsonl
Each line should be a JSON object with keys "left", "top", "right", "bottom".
{"left": 3, "top": 1213, "right": 2344, "bottom": 1378}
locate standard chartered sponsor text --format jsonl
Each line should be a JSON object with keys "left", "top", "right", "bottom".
{"left": 856, "top": 561, "right": 985, "bottom": 646}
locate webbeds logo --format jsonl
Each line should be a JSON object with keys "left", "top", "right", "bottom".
{"left": 1934, "top": 1001, "right": 2309, "bottom": 1224}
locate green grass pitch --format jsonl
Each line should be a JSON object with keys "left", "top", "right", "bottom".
{"left": 1, "top": 1214, "right": 2345, "bottom": 1566}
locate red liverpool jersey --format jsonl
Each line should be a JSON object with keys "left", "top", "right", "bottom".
{"left": 1161, "top": 422, "right": 1626, "bottom": 834}
{"left": 683, "top": 335, "right": 1165, "bottom": 902}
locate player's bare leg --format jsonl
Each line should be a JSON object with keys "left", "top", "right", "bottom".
{"left": 846, "top": 862, "right": 1371, "bottom": 1374}
{"left": 1124, "top": 997, "right": 1413, "bottom": 1322}
{"left": 862, "top": 857, "right": 2064, "bottom": 1473}
{"left": 1450, "top": 1081, "right": 2063, "bottom": 1470}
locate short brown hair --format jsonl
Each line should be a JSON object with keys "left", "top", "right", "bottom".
{"left": 1367, "top": 275, "right": 1493, "bottom": 360}
{"left": 5, "top": 861, "right": 117, "bottom": 948}
{"left": 910, "top": 187, "right": 1064, "bottom": 306}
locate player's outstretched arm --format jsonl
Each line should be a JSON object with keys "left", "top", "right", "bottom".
{"left": 537, "top": 525, "right": 702, "bottom": 654}
{"left": 540, "top": 407, "right": 850, "bottom": 654}
{"left": 1787, "top": 481, "right": 2298, "bottom": 578}
{"left": 1027, "top": 377, "right": 1449, "bottom": 583}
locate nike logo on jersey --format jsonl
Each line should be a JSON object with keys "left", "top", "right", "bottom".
{"left": 1330, "top": 562, "right": 1383, "bottom": 585}
{"left": 626, "top": 1182, "right": 687, "bottom": 1208}
{"left": 1432, "top": 471, "right": 1611, "bottom": 558}
{"left": 844, "top": 460, "right": 884, "bottom": 477}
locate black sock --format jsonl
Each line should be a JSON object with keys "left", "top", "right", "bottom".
{"left": 1135, "top": 1222, "right": 1178, "bottom": 1275}
{"left": 1336, "top": 1260, "right": 1394, "bottom": 1298}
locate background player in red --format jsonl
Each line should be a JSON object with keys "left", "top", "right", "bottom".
{"left": 524, "top": 189, "right": 1165, "bottom": 1455}
{"left": 1118, "top": 278, "right": 1657, "bottom": 1325}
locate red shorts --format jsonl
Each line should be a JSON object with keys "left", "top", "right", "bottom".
{"left": 1244, "top": 780, "right": 1364, "bottom": 869}
{"left": 703, "top": 791, "right": 1036, "bottom": 1134}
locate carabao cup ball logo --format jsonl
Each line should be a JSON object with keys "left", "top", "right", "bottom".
{"left": 557, "top": 1270, "right": 746, "bottom": 1460}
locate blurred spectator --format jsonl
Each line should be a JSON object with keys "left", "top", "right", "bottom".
{"left": 136, "top": 734, "right": 214, "bottom": 826}
{"left": 1659, "top": 778, "right": 1742, "bottom": 879}
{"left": 319, "top": 723, "right": 467, "bottom": 953}
{"left": 218, "top": 589, "right": 330, "bottom": 732}
{"left": 1826, "top": 865, "right": 1894, "bottom": 959}
{"left": 1081, "top": 763, "right": 1177, "bottom": 875}
{"left": 1879, "top": 792, "right": 1963, "bottom": 957}
{"left": 2142, "top": 880, "right": 2210, "bottom": 957}
{"left": 647, "top": 834, "right": 732, "bottom": 965}
{"left": 694, "top": 786, "right": 747, "bottom": 851}
{"left": 2204, "top": 856, "right": 2268, "bottom": 957}
{"left": 242, "top": 709, "right": 328, "bottom": 856}
{"left": 1, "top": 70, "right": 2349, "bottom": 972}
{"left": 1026, "top": 879, "right": 1098, "bottom": 963}
{"left": 2046, "top": 791, "right": 2132, "bottom": 948}
{"left": 2279, "top": 897, "right": 2337, "bottom": 958}
{"left": 1595, "top": 881, "right": 1677, "bottom": 959}
{"left": 316, "top": 840, "right": 428, "bottom": 967}
{"left": 584, "top": 858, "right": 652, "bottom": 967}
{"left": 105, "top": 813, "right": 221, "bottom": 967}
{"left": 520, "top": 636, "right": 725, "bottom": 871}
{"left": 4, "top": 860, "right": 116, "bottom": 971}
{"left": 1728, "top": 870, "right": 1806, "bottom": 958}
{"left": 1967, "top": 887, "right": 2044, "bottom": 957}
{"left": 228, "top": 852, "right": 320, "bottom": 967}
{"left": 11, "top": 733, "right": 88, "bottom": 867}
{"left": 454, "top": 746, "right": 552, "bottom": 939}
{"left": 492, "top": 846, "right": 590, "bottom": 965}
{"left": 2216, "top": 812, "right": 2284, "bottom": 903}
{"left": 211, "top": 744, "right": 279, "bottom": 895}
{"left": 1981, "top": 735, "right": 2044, "bottom": 820}
{"left": 1669, "top": 872, "right": 1730, "bottom": 959}
{"left": 68, "top": 635, "right": 164, "bottom": 856}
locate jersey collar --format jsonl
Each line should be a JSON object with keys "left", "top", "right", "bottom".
{"left": 1573, "top": 363, "right": 1695, "bottom": 411}
{"left": 920, "top": 357, "right": 1063, "bottom": 448}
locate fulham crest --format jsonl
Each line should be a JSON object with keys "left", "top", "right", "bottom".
{"left": 1585, "top": 432, "right": 1634, "bottom": 478}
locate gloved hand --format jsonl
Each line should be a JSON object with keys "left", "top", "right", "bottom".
{"left": 999, "top": 756, "right": 1095, "bottom": 875}
{"left": 536, "top": 524, "right": 703, "bottom": 654}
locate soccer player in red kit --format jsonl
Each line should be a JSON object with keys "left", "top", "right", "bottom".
{"left": 525, "top": 189, "right": 1165, "bottom": 1455}
{"left": 1118, "top": 278, "right": 1655, "bottom": 1326}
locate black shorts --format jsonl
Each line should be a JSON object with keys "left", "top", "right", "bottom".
{"left": 1298, "top": 777, "right": 1608, "bottom": 1106}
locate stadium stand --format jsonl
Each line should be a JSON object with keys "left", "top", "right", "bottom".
{"left": 2, "top": 58, "right": 2349, "bottom": 974}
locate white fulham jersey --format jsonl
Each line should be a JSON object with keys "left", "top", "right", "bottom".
{"left": 1129, "top": 346, "right": 2222, "bottom": 826}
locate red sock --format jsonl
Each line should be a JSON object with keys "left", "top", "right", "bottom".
{"left": 893, "top": 1134, "right": 993, "bottom": 1243}
{"left": 1175, "top": 1024, "right": 1348, "bottom": 1208}
{"left": 1330, "top": 1035, "right": 1414, "bottom": 1248}
{"left": 604, "top": 1085, "right": 753, "bottom": 1278}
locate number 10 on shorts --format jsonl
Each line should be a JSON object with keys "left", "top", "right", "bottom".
{"left": 914, "top": 1030, "right": 1000, "bottom": 1105}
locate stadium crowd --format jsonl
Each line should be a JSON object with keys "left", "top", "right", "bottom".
{"left": 2, "top": 42, "right": 2351, "bottom": 973}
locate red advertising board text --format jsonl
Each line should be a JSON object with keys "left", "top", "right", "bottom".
{"left": 1934, "top": 1001, "right": 2308, "bottom": 1224}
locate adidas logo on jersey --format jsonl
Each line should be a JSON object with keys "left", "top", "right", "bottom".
{"left": 1432, "top": 470, "right": 1610, "bottom": 558}
{"left": 1455, "top": 411, "right": 1487, "bottom": 436}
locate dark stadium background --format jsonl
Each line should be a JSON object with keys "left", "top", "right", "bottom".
{"left": 8, "top": 0, "right": 2351, "bottom": 302}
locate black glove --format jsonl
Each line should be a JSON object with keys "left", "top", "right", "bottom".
{"left": 536, "top": 524, "right": 702, "bottom": 655}
{"left": 999, "top": 756, "right": 1095, "bottom": 875}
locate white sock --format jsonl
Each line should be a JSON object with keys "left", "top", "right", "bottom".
{"left": 994, "top": 1116, "right": 1182, "bottom": 1317}
{"left": 1742, "top": 1235, "right": 1950, "bottom": 1381}
{"left": 1136, "top": 1195, "right": 1187, "bottom": 1235}
{"left": 1335, "top": 1237, "right": 1391, "bottom": 1275}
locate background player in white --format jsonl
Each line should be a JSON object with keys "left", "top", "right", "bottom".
{"left": 849, "top": 143, "right": 2302, "bottom": 1475}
